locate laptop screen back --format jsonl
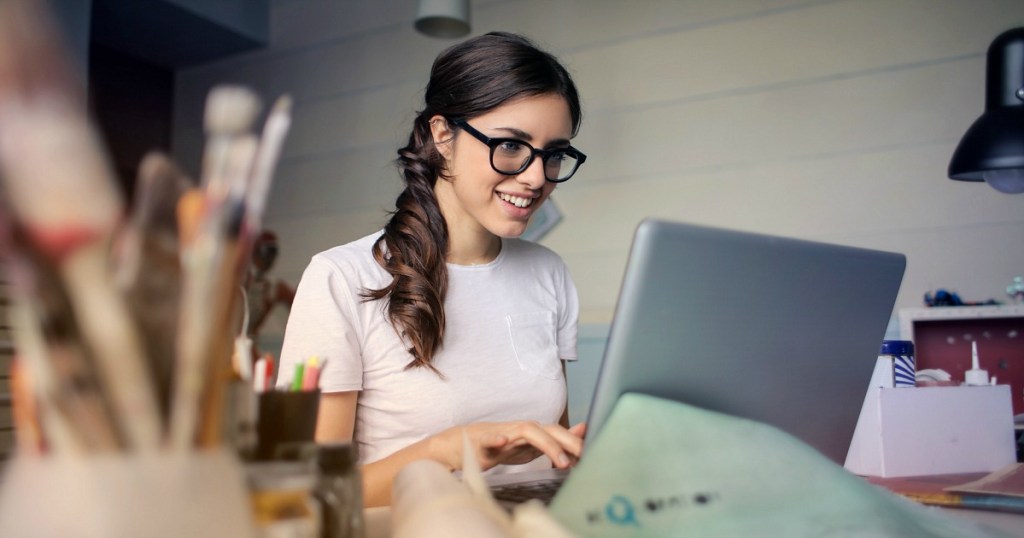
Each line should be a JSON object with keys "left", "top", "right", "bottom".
{"left": 584, "top": 219, "right": 906, "bottom": 463}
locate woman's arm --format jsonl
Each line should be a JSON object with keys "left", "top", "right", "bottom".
{"left": 315, "top": 391, "right": 585, "bottom": 507}
{"left": 315, "top": 391, "right": 444, "bottom": 507}
{"left": 315, "top": 391, "right": 357, "bottom": 442}
{"left": 315, "top": 391, "right": 397, "bottom": 506}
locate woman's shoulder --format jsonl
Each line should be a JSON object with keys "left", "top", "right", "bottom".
{"left": 310, "top": 230, "right": 386, "bottom": 275}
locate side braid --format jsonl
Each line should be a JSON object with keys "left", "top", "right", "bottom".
{"left": 362, "top": 116, "right": 449, "bottom": 371}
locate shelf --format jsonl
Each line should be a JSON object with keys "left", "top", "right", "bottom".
{"left": 898, "top": 305, "right": 1024, "bottom": 415}
{"left": 899, "top": 305, "right": 1024, "bottom": 340}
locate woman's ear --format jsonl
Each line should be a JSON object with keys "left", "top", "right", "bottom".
{"left": 429, "top": 115, "right": 455, "bottom": 160}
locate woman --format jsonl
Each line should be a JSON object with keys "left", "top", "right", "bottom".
{"left": 278, "top": 32, "right": 588, "bottom": 507}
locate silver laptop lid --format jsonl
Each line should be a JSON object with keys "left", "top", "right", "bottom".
{"left": 585, "top": 219, "right": 906, "bottom": 463}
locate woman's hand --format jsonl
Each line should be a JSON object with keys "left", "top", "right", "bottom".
{"left": 433, "top": 421, "right": 587, "bottom": 472}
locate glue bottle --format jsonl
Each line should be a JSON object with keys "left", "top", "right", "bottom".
{"left": 874, "top": 340, "right": 915, "bottom": 388}
{"left": 964, "top": 341, "right": 991, "bottom": 386}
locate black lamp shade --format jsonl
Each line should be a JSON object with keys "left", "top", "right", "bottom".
{"left": 414, "top": 0, "right": 470, "bottom": 39}
{"left": 948, "top": 27, "right": 1024, "bottom": 191}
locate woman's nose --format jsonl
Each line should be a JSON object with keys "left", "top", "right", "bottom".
{"left": 517, "top": 155, "right": 547, "bottom": 189}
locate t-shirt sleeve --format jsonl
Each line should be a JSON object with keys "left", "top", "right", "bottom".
{"left": 277, "top": 254, "right": 364, "bottom": 392}
{"left": 556, "top": 260, "right": 580, "bottom": 361}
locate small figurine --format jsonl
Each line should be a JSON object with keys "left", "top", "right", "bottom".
{"left": 244, "top": 230, "right": 295, "bottom": 345}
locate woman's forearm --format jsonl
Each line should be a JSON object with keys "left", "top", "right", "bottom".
{"left": 360, "top": 433, "right": 455, "bottom": 507}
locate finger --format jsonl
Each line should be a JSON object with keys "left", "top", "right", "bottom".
{"left": 505, "top": 423, "right": 581, "bottom": 469}
{"left": 479, "top": 433, "right": 509, "bottom": 449}
{"left": 540, "top": 424, "right": 585, "bottom": 458}
{"left": 485, "top": 444, "right": 542, "bottom": 466}
{"left": 568, "top": 422, "right": 587, "bottom": 438}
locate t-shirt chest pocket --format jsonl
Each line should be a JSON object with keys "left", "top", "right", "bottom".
{"left": 506, "top": 311, "right": 560, "bottom": 380}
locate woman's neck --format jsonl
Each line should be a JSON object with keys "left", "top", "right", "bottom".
{"left": 447, "top": 229, "right": 501, "bottom": 266}
{"left": 435, "top": 178, "right": 502, "bottom": 265}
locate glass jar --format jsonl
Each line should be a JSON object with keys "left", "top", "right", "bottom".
{"left": 247, "top": 460, "right": 321, "bottom": 538}
{"left": 314, "top": 442, "right": 364, "bottom": 538}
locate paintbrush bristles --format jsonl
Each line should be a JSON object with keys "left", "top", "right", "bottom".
{"left": 201, "top": 85, "right": 261, "bottom": 198}
{"left": 204, "top": 86, "right": 262, "bottom": 135}
{"left": 245, "top": 94, "right": 293, "bottom": 232}
{"left": 271, "top": 94, "right": 293, "bottom": 117}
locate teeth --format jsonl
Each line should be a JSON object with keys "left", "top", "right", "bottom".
{"left": 499, "top": 193, "right": 533, "bottom": 208}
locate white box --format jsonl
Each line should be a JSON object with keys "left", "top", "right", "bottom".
{"left": 844, "top": 385, "right": 1017, "bottom": 477}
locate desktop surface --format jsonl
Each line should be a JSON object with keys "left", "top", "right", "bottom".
{"left": 866, "top": 473, "right": 1024, "bottom": 535}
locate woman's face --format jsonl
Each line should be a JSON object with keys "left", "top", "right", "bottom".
{"left": 432, "top": 93, "right": 573, "bottom": 240}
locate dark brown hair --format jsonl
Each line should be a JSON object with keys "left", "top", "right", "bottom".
{"left": 362, "top": 32, "right": 582, "bottom": 371}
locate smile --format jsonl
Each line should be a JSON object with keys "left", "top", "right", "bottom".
{"left": 498, "top": 192, "right": 535, "bottom": 208}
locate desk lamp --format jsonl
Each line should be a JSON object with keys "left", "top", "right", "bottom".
{"left": 948, "top": 27, "right": 1024, "bottom": 193}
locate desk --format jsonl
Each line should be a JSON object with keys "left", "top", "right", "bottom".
{"left": 868, "top": 473, "right": 1024, "bottom": 535}
{"left": 362, "top": 477, "right": 1024, "bottom": 538}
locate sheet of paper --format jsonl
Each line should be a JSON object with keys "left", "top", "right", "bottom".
{"left": 549, "top": 393, "right": 1014, "bottom": 537}
{"left": 949, "top": 464, "right": 1024, "bottom": 499}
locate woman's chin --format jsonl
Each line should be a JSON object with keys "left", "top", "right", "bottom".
{"left": 489, "top": 222, "right": 530, "bottom": 239}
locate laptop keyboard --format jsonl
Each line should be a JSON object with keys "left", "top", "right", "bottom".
{"left": 491, "top": 477, "right": 565, "bottom": 505}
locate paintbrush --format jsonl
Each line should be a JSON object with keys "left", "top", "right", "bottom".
{"left": 0, "top": 102, "right": 163, "bottom": 453}
{"left": 0, "top": 0, "right": 162, "bottom": 452}
{"left": 112, "top": 152, "right": 193, "bottom": 424}
{"left": 195, "top": 136, "right": 259, "bottom": 447}
{"left": 195, "top": 93, "right": 293, "bottom": 448}
{"left": 169, "top": 188, "right": 215, "bottom": 449}
{"left": 169, "top": 86, "right": 260, "bottom": 450}
{"left": 245, "top": 95, "right": 293, "bottom": 234}
{"left": 0, "top": 203, "right": 120, "bottom": 455}
{"left": 1, "top": 217, "right": 124, "bottom": 455}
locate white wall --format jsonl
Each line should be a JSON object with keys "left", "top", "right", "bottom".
{"left": 173, "top": 0, "right": 1024, "bottom": 345}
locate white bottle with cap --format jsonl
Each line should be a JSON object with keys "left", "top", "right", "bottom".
{"left": 964, "top": 341, "right": 991, "bottom": 386}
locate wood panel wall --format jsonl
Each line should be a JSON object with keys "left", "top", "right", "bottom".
{"left": 172, "top": 0, "right": 1024, "bottom": 339}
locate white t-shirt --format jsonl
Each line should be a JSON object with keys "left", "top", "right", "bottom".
{"left": 277, "top": 231, "right": 579, "bottom": 468}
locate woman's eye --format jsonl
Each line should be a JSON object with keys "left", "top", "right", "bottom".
{"left": 497, "top": 140, "right": 526, "bottom": 155}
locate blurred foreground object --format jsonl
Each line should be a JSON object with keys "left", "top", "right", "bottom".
{"left": 0, "top": 0, "right": 294, "bottom": 535}
{"left": 0, "top": 0, "right": 292, "bottom": 455}
{"left": 0, "top": 0, "right": 160, "bottom": 454}
{"left": 390, "top": 434, "right": 574, "bottom": 537}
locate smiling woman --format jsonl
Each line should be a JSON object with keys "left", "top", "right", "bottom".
{"left": 276, "top": 32, "right": 589, "bottom": 507}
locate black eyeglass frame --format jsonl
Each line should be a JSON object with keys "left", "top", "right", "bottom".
{"left": 452, "top": 119, "right": 587, "bottom": 183}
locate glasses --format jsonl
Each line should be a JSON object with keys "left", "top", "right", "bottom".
{"left": 453, "top": 119, "right": 587, "bottom": 183}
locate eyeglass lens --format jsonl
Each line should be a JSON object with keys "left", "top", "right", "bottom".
{"left": 492, "top": 141, "right": 580, "bottom": 182}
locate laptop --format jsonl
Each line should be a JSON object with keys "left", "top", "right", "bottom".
{"left": 489, "top": 218, "right": 906, "bottom": 504}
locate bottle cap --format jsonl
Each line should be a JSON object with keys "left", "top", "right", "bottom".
{"left": 965, "top": 341, "right": 990, "bottom": 386}
{"left": 879, "top": 340, "right": 914, "bottom": 356}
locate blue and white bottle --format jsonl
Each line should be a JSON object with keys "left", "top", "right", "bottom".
{"left": 878, "top": 340, "right": 915, "bottom": 388}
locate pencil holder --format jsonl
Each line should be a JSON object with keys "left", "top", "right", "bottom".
{"left": 255, "top": 389, "right": 321, "bottom": 461}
